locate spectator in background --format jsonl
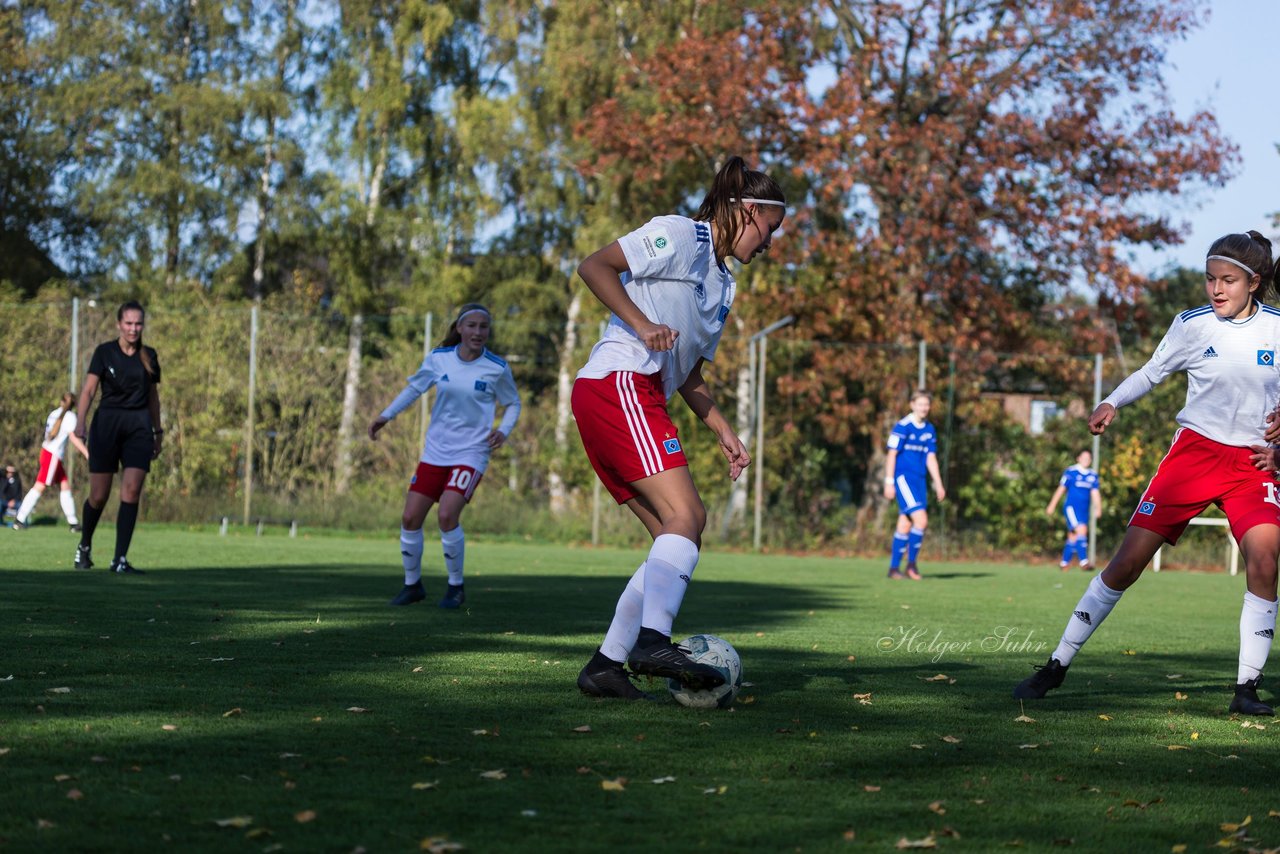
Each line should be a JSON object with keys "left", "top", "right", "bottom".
{"left": 2, "top": 465, "right": 22, "bottom": 525}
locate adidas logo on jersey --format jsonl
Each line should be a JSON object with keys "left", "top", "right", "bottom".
{"left": 440, "top": 373, "right": 450, "bottom": 382}
{"left": 1257, "top": 628, "right": 1275, "bottom": 639}
{"left": 1202, "top": 346, "right": 1218, "bottom": 358}
{"left": 1073, "top": 610, "right": 1092, "bottom": 625}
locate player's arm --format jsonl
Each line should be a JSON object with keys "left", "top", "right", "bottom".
{"left": 883, "top": 449, "right": 898, "bottom": 500}
{"left": 1046, "top": 484, "right": 1066, "bottom": 515}
{"left": 489, "top": 366, "right": 521, "bottom": 450}
{"left": 370, "top": 360, "right": 437, "bottom": 440}
{"left": 577, "top": 242, "right": 676, "bottom": 352}
{"left": 926, "top": 452, "right": 946, "bottom": 501}
{"left": 678, "top": 359, "right": 750, "bottom": 481}
{"left": 74, "top": 373, "right": 99, "bottom": 440}
{"left": 1091, "top": 487, "right": 1102, "bottom": 519}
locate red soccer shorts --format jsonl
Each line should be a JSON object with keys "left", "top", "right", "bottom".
{"left": 571, "top": 371, "right": 689, "bottom": 504}
{"left": 408, "top": 462, "right": 482, "bottom": 503}
{"left": 1129, "top": 427, "right": 1280, "bottom": 545}
{"left": 36, "top": 449, "right": 67, "bottom": 486}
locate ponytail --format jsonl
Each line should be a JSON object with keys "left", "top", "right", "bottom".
{"left": 694, "top": 156, "right": 785, "bottom": 262}
{"left": 46, "top": 392, "right": 76, "bottom": 441}
{"left": 117, "top": 300, "right": 155, "bottom": 376}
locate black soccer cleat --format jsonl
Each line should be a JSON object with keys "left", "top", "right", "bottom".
{"left": 69, "top": 523, "right": 82, "bottom": 533}
{"left": 11, "top": 521, "right": 27, "bottom": 531}
{"left": 1013, "top": 657, "right": 1069, "bottom": 699}
{"left": 110, "top": 557, "right": 145, "bottom": 575}
{"left": 577, "top": 653, "right": 656, "bottom": 701}
{"left": 438, "top": 583, "right": 465, "bottom": 609}
{"left": 389, "top": 581, "right": 426, "bottom": 606}
{"left": 1229, "top": 676, "right": 1275, "bottom": 716}
{"left": 74, "top": 543, "right": 94, "bottom": 570}
{"left": 627, "top": 632, "right": 726, "bottom": 691}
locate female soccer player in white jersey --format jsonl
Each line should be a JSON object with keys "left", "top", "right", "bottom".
{"left": 12, "top": 391, "right": 90, "bottom": 531}
{"left": 369, "top": 304, "right": 521, "bottom": 609}
{"left": 1044, "top": 449, "right": 1102, "bottom": 570}
{"left": 572, "top": 156, "right": 785, "bottom": 700}
{"left": 1015, "top": 231, "right": 1280, "bottom": 716}
{"left": 883, "top": 390, "right": 947, "bottom": 580}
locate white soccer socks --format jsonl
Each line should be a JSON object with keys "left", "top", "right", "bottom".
{"left": 600, "top": 562, "right": 646, "bottom": 663}
{"left": 1052, "top": 575, "right": 1124, "bottom": 666}
{"left": 640, "top": 533, "right": 700, "bottom": 637}
{"left": 15, "top": 489, "right": 39, "bottom": 524}
{"left": 59, "top": 490, "right": 79, "bottom": 525}
{"left": 441, "top": 525, "right": 465, "bottom": 586}
{"left": 1238, "top": 591, "right": 1277, "bottom": 683}
{"left": 400, "top": 527, "right": 424, "bottom": 585}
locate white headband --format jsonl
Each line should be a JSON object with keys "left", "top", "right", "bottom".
{"left": 731, "top": 197, "right": 786, "bottom": 207}
{"left": 455, "top": 306, "right": 491, "bottom": 326}
{"left": 1206, "top": 255, "right": 1257, "bottom": 277}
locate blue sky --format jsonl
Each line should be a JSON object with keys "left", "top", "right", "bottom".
{"left": 1147, "top": 0, "right": 1280, "bottom": 273}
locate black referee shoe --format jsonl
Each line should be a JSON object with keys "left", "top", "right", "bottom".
{"left": 627, "top": 630, "right": 725, "bottom": 691}
{"left": 389, "top": 581, "right": 426, "bottom": 606}
{"left": 74, "top": 543, "right": 93, "bottom": 570}
{"left": 110, "top": 557, "right": 145, "bottom": 575}
{"left": 438, "top": 583, "right": 465, "bottom": 609}
{"left": 1229, "top": 677, "right": 1275, "bottom": 716}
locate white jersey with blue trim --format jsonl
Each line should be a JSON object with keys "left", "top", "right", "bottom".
{"left": 1101, "top": 303, "right": 1280, "bottom": 447}
{"left": 577, "top": 214, "right": 736, "bottom": 400}
{"left": 380, "top": 346, "right": 521, "bottom": 471}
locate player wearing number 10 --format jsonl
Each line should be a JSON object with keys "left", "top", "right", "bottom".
{"left": 1015, "top": 231, "right": 1280, "bottom": 716}
{"left": 368, "top": 304, "right": 521, "bottom": 609}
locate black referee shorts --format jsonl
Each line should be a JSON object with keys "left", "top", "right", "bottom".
{"left": 89, "top": 408, "right": 155, "bottom": 473}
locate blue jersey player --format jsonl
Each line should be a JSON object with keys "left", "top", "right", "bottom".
{"left": 882, "top": 391, "right": 946, "bottom": 579}
{"left": 1045, "top": 449, "right": 1102, "bottom": 570}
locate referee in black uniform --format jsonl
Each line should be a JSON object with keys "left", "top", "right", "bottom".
{"left": 72, "top": 300, "right": 163, "bottom": 574}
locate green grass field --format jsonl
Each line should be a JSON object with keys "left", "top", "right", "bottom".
{"left": 1, "top": 524, "right": 1277, "bottom": 852}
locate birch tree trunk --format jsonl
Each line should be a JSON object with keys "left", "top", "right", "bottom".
{"left": 335, "top": 313, "right": 364, "bottom": 495}
{"left": 547, "top": 287, "right": 581, "bottom": 515}
{"left": 720, "top": 354, "right": 753, "bottom": 537}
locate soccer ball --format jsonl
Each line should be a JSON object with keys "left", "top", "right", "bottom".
{"left": 667, "top": 634, "right": 743, "bottom": 709}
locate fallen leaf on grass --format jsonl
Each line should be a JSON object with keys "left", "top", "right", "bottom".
{"left": 702, "top": 785, "right": 728, "bottom": 795}
{"left": 412, "top": 781, "right": 439, "bottom": 790}
{"left": 294, "top": 810, "right": 316, "bottom": 823}
{"left": 1166, "top": 674, "right": 1183, "bottom": 679}
{"left": 1174, "top": 693, "right": 1187, "bottom": 701}
{"left": 420, "top": 836, "right": 464, "bottom": 852}
{"left": 479, "top": 770, "right": 507, "bottom": 781}
{"left": 571, "top": 725, "right": 592, "bottom": 733}
{"left": 923, "top": 674, "right": 954, "bottom": 683}
{"left": 1097, "top": 715, "right": 1112, "bottom": 721}
{"left": 245, "top": 828, "right": 273, "bottom": 840}
{"left": 54, "top": 774, "right": 73, "bottom": 782}
{"left": 36, "top": 819, "right": 55, "bottom": 830}
{"left": 65, "top": 789, "right": 83, "bottom": 800}
{"left": 1122, "top": 649, "right": 1136, "bottom": 656}
{"left": 651, "top": 776, "right": 676, "bottom": 784}
{"left": 1019, "top": 744, "right": 1040, "bottom": 750}
{"left": 1219, "top": 816, "right": 1252, "bottom": 832}
{"left": 601, "top": 778, "right": 625, "bottom": 792}
{"left": 222, "top": 708, "right": 243, "bottom": 718}
{"left": 1191, "top": 732, "right": 1199, "bottom": 740}
{"left": 864, "top": 785, "right": 881, "bottom": 792}
{"left": 0, "top": 748, "right": 9, "bottom": 756}
{"left": 843, "top": 829, "right": 856, "bottom": 841}
{"left": 910, "top": 744, "right": 924, "bottom": 750}
{"left": 1171, "top": 846, "right": 1187, "bottom": 853}
{"left": 1167, "top": 745, "right": 1190, "bottom": 751}
{"left": 1241, "top": 721, "right": 1266, "bottom": 731}
{"left": 928, "top": 801, "right": 946, "bottom": 815}
{"left": 47, "top": 687, "right": 71, "bottom": 694}
{"left": 412, "top": 666, "right": 424, "bottom": 673}
{"left": 1014, "top": 715, "right": 1036, "bottom": 724}
{"left": 213, "top": 816, "right": 253, "bottom": 828}
{"left": 895, "top": 835, "right": 937, "bottom": 849}
{"left": 853, "top": 693, "right": 873, "bottom": 705}
{"left": 941, "top": 735, "right": 961, "bottom": 744}
{"left": 161, "top": 725, "right": 177, "bottom": 731}
{"left": 346, "top": 707, "right": 370, "bottom": 714}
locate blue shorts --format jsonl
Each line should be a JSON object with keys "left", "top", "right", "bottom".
{"left": 1063, "top": 503, "right": 1089, "bottom": 531}
{"left": 893, "top": 472, "right": 928, "bottom": 515}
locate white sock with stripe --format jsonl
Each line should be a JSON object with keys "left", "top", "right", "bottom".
{"left": 1238, "top": 591, "right": 1277, "bottom": 683}
{"left": 641, "top": 534, "right": 700, "bottom": 636}
{"left": 59, "top": 490, "right": 79, "bottom": 525}
{"left": 441, "top": 525, "right": 465, "bottom": 586}
{"left": 1052, "top": 575, "right": 1124, "bottom": 666}
{"left": 600, "top": 563, "right": 645, "bottom": 663}
{"left": 400, "top": 527, "right": 424, "bottom": 585}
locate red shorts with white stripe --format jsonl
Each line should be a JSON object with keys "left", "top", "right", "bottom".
{"left": 1129, "top": 427, "right": 1280, "bottom": 545}
{"left": 36, "top": 449, "right": 67, "bottom": 487}
{"left": 571, "top": 371, "right": 688, "bottom": 504}
{"left": 408, "top": 462, "right": 483, "bottom": 503}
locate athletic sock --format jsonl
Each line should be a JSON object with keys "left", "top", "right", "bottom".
{"left": 59, "top": 490, "right": 79, "bottom": 525}
{"left": 400, "top": 527, "right": 424, "bottom": 585}
{"left": 1061, "top": 538, "right": 1075, "bottom": 565}
{"left": 114, "top": 501, "right": 139, "bottom": 562}
{"left": 600, "top": 562, "right": 645, "bottom": 663}
{"left": 907, "top": 527, "right": 925, "bottom": 565}
{"left": 889, "top": 533, "right": 909, "bottom": 569}
{"left": 1053, "top": 575, "right": 1124, "bottom": 665}
{"left": 15, "top": 489, "right": 39, "bottom": 524}
{"left": 1075, "top": 539, "right": 1090, "bottom": 564}
{"left": 80, "top": 499, "right": 104, "bottom": 546}
{"left": 1238, "top": 591, "right": 1277, "bottom": 683}
{"left": 640, "top": 533, "right": 699, "bottom": 636}
{"left": 441, "top": 525, "right": 465, "bottom": 586}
